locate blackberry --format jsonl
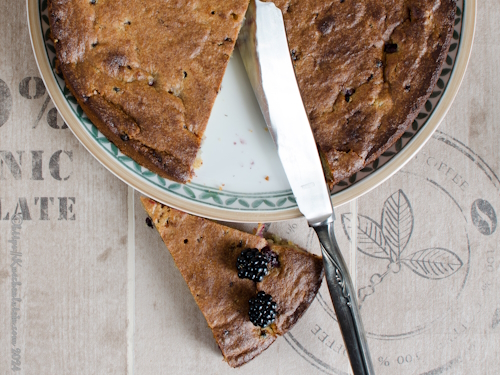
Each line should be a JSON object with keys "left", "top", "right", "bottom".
{"left": 249, "top": 291, "right": 277, "bottom": 328}
{"left": 237, "top": 248, "right": 269, "bottom": 282}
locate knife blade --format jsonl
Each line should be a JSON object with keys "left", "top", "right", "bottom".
{"left": 237, "top": 1, "right": 375, "bottom": 374}
{"left": 236, "top": 0, "right": 332, "bottom": 225}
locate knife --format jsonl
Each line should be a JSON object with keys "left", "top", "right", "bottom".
{"left": 237, "top": 1, "right": 374, "bottom": 374}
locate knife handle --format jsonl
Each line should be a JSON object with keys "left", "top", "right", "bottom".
{"left": 312, "top": 219, "right": 375, "bottom": 375}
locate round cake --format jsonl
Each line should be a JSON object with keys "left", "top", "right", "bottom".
{"left": 48, "top": 0, "right": 456, "bottom": 186}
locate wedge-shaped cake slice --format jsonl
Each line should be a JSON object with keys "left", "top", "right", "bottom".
{"left": 141, "top": 197, "right": 324, "bottom": 367}
{"left": 49, "top": 0, "right": 249, "bottom": 182}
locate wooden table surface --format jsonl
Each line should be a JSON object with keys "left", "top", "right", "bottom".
{"left": 1, "top": 1, "right": 499, "bottom": 374}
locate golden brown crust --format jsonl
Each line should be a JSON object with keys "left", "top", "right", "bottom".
{"left": 140, "top": 197, "right": 324, "bottom": 367}
{"left": 49, "top": 0, "right": 248, "bottom": 183}
{"left": 271, "top": 0, "right": 456, "bottom": 186}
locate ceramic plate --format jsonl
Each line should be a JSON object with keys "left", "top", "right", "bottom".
{"left": 28, "top": 0, "right": 476, "bottom": 222}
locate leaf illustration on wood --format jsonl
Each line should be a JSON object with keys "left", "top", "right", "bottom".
{"left": 401, "top": 248, "right": 463, "bottom": 279}
{"left": 341, "top": 214, "right": 389, "bottom": 259}
{"left": 381, "top": 189, "right": 414, "bottom": 260}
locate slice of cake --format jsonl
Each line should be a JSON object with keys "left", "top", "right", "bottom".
{"left": 48, "top": 0, "right": 249, "bottom": 182}
{"left": 141, "top": 197, "right": 324, "bottom": 367}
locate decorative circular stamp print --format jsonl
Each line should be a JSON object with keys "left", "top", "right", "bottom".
{"left": 281, "top": 131, "right": 500, "bottom": 374}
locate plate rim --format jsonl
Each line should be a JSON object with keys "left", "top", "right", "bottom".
{"left": 27, "top": 0, "right": 476, "bottom": 223}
